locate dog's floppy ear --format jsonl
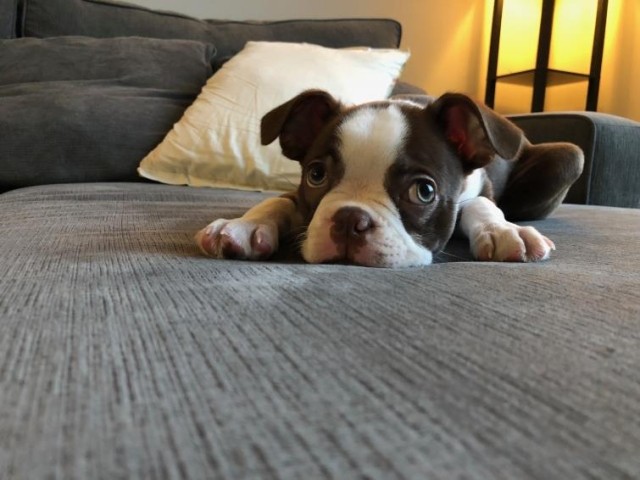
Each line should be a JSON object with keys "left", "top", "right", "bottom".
{"left": 261, "top": 89, "right": 342, "bottom": 161}
{"left": 429, "top": 93, "right": 525, "bottom": 172}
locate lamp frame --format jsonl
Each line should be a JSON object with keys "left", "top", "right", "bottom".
{"left": 485, "top": 0, "right": 609, "bottom": 112}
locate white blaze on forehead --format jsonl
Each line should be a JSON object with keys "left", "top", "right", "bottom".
{"left": 337, "top": 105, "right": 408, "bottom": 187}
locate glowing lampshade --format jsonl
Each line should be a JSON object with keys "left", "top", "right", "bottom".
{"left": 486, "top": 0, "right": 608, "bottom": 113}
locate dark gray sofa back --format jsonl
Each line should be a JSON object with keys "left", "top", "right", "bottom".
{"left": 0, "top": 0, "right": 17, "bottom": 38}
{"left": 0, "top": 36, "right": 215, "bottom": 193}
{"left": 21, "top": 0, "right": 402, "bottom": 63}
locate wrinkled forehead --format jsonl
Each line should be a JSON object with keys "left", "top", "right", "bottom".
{"left": 336, "top": 104, "right": 409, "bottom": 186}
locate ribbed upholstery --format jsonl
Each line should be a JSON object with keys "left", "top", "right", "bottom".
{"left": 1, "top": 183, "right": 638, "bottom": 479}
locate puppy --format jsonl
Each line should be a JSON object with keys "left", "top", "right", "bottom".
{"left": 196, "top": 90, "right": 584, "bottom": 267}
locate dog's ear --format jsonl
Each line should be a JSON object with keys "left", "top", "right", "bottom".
{"left": 429, "top": 93, "right": 525, "bottom": 172}
{"left": 261, "top": 89, "right": 342, "bottom": 161}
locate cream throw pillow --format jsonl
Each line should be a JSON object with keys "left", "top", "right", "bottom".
{"left": 138, "top": 41, "right": 410, "bottom": 191}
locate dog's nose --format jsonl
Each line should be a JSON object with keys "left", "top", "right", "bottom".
{"left": 331, "top": 207, "right": 374, "bottom": 240}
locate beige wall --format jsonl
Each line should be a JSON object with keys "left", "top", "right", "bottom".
{"left": 133, "top": 0, "right": 639, "bottom": 121}
{"left": 599, "top": 0, "right": 640, "bottom": 121}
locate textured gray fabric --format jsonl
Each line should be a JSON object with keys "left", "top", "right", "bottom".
{"left": 200, "top": 18, "right": 401, "bottom": 69}
{"left": 0, "top": 0, "right": 17, "bottom": 38}
{"left": 22, "top": 0, "right": 401, "bottom": 61}
{"left": 588, "top": 114, "right": 640, "bottom": 208}
{"left": 0, "top": 37, "right": 214, "bottom": 192}
{"left": 510, "top": 112, "right": 640, "bottom": 208}
{"left": 0, "top": 36, "right": 214, "bottom": 86}
{"left": 1, "top": 182, "right": 639, "bottom": 479}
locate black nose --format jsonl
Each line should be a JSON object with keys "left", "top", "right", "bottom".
{"left": 331, "top": 207, "right": 374, "bottom": 240}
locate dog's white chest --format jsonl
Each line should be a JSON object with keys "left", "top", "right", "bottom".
{"left": 459, "top": 169, "right": 485, "bottom": 206}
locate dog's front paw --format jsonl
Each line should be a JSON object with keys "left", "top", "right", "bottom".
{"left": 470, "top": 223, "right": 555, "bottom": 262}
{"left": 195, "top": 218, "right": 278, "bottom": 260}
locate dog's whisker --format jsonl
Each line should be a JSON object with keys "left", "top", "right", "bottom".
{"left": 287, "top": 227, "right": 308, "bottom": 242}
{"left": 436, "top": 250, "right": 466, "bottom": 260}
{"left": 285, "top": 228, "right": 308, "bottom": 252}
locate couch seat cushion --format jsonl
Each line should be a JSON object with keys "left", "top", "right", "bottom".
{"left": 0, "top": 182, "right": 639, "bottom": 478}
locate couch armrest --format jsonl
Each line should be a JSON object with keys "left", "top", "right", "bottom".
{"left": 509, "top": 112, "right": 640, "bottom": 208}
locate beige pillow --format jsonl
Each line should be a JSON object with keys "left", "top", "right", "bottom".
{"left": 138, "top": 41, "right": 410, "bottom": 191}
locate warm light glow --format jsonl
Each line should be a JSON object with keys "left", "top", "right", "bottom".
{"left": 597, "top": 0, "right": 639, "bottom": 119}
{"left": 495, "top": 83, "right": 534, "bottom": 114}
{"left": 486, "top": 0, "right": 637, "bottom": 119}
{"left": 548, "top": 0, "right": 598, "bottom": 73}
{"left": 497, "top": 0, "right": 543, "bottom": 75}
{"left": 498, "top": 0, "right": 598, "bottom": 76}
{"left": 492, "top": 0, "right": 604, "bottom": 113}
{"left": 545, "top": 82, "right": 589, "bottom": 111}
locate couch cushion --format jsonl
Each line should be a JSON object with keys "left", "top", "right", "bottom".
{"left": 0, "top": 182, "right": 639, "bottom": 478}
{"left": 0, "top": 36, "right": 214, "bottom": 192}
{"left": 0, "top": 0, "right": 17, "bottom": 38}
{"left": 139, "top": 41, "right": 409, "bottom": 192}
{"left": 22, "top": 0, "right": 402, "bottom": 61}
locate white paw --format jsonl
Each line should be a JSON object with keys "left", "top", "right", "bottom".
{"left": 195, "top": 218, "right": 278, "bottom": 260}
{"left": 470, "top": 223, "right": 555, "bottom": 262}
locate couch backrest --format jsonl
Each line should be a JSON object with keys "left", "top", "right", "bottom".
{"left": 0, "top": 36, "right": 215, "bottom": 193}
{"left": 0, "top": 0, "right": 17, "bottom": 38}
{"left": 21, "top": 0, "right": 402, "bottom": 65}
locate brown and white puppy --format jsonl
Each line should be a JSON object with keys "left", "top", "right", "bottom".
{"left": 196, "top": 90, "right": 584, "bottom": 267}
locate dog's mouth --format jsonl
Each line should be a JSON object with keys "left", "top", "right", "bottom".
{"left": 323, "top": 243, "right": 384, "bottom": 267}
{"left": 315, "top": 238, "right": 420, "bottom": 268}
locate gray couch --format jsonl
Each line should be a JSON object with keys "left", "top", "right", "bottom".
{"left": 1, "top": 1, "right": 640, "bottom": 479}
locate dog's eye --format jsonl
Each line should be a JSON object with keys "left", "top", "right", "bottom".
{"left": 306, "top": 162, "right": 328, "bottom": 188}
{"left": 408, "top": 179, "right": 436, "bottom": 204}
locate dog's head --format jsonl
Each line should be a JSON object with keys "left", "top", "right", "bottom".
{"left": 261, "top": 90, "right": 524, "bottom": 267}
